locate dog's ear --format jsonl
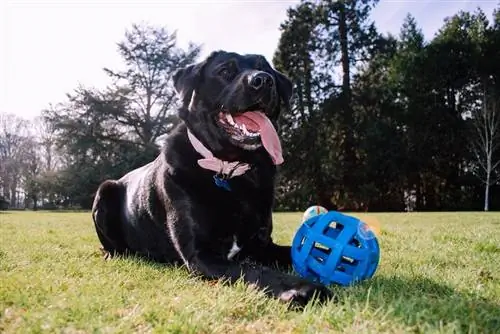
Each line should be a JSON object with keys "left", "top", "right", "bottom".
{"left": 172, "top": 62, "right": 204, "bottom": 106}
{"left": 173, "top": 51, "right": 223, "bottom": 107}
{"left": 273, "top": 69, "right": 293, "bottom": 111}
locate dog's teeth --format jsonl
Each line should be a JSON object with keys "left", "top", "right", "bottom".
{"left": 226, "top": 114, "right": 235, "bottom": 125}
{"left": 241, "top": 124, "right": 249, "bottom": 134}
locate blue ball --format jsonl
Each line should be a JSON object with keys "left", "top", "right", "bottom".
{"left": 291, "top": 211, "right": 380, "bottom": 286}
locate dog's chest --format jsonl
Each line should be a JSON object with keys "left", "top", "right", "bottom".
{"left": 208, "top": 209, "right": 253, "bottom": 261}
{"left": 212, "top": 221, "right": 247, "bottom": 261}
{"left": 197, "top": 170, "right": 273, "bottom": 261}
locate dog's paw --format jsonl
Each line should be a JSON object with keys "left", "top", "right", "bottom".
{"left": 278, "top": 281, "right": 334, "bottom": 307}
{"left": 99, "top": 246, "right": 113, "bottom": 261}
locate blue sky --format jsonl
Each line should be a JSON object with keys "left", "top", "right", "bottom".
{"left": 1, "top": 0, "right": 498, "bottom": 119}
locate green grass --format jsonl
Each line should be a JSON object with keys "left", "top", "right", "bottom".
{"left": 1, "top": 211, "right": 499, "bottom": 333}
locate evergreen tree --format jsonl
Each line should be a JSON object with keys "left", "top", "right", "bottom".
{"left": 274, "top": 0, "right": 381, "bottom": 210}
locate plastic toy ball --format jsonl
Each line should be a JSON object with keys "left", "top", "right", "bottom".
{"left": 302, "top": 205, "right": 328, "bottom": 222}
{"left": 291, "top": 211, "right": 380, "bottom": 286}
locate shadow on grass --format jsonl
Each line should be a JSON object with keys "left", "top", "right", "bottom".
{"left": 344, "top": 275, "right": 500, "bottom": 332}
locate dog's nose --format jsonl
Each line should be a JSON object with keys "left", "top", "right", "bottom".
{"left": 248, "top": 72, "right": 274, "bottom": 90}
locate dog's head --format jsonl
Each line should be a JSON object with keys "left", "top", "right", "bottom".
{"left": 172, "top": 50, "right": 292, "bottom": 164}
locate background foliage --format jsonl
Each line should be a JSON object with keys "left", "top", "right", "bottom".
{"left": 1, "top": 2, "right": 499, "bottom": 212}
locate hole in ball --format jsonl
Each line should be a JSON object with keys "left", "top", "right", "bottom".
{"left": 297, "top": 236, "right": 307, "bottom": 251}
{"left": 342, "top": 256, "right": 355, "bottom": 264}
{"left": 312, "top": 242, "right": 331, "bottom": 264}
{"left": 323, "top": 221, "right": 344, "bottom": 238}
{"left": 336, "top": 256, "right": 359, "bottom": 274}
{"left": 313, "top": 242, "right": 331, "bottom": 253}
{"left": 349, "top": 237, "right": 362, "bottom": 248}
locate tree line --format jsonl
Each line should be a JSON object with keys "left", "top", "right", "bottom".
{"left": 1, "top": 1, "right": 499, "bottom": 212}
{"left": 273, "top": 0, "right": 500, "bottom": 211}
{"left": 1, "top": 23, "right": 200, "bottom": 209}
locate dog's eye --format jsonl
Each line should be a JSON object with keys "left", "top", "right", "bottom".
{"left": 218, "top": 68, "right": 233, "bottom": 80}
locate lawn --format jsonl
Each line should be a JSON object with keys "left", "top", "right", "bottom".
{"left": 0, "top": 211, "right": 499, "bottom": 333}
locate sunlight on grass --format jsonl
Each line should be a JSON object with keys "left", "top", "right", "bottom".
{"left": 1, "top": 211, "right": 499, "bottom": 333}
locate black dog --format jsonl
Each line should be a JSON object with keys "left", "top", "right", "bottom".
{"left": 91, "top": 50, "right": 333, "bottom": 307}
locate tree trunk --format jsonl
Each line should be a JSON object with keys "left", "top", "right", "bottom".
{"left": 415, "top": 173, "right": 422, "bottom": 211}
{"left": 338, "top": 2, "right": 356, "bottom": 201}
{"left": 32, "top": 195, "right": 38, "bottom": 211}
{"left": 339, "top": 4, "right": 351, "bottom": 101}
{"left": 304, "top": 54, "right": 329, "bottom": 209}
{"left": 10, "top": 182, "right": 17, "bottom": 208}
{"left": 485, "top": 157, "right": 490, "bottom": 211}
{"left": 317, "top": 190, "right": 333, "bottom": 211}
{"left": 485, "top": 150, "right": 492, "bottom": 211}
{"left": 484, "top": 182, "right": 490, "bottom": 211}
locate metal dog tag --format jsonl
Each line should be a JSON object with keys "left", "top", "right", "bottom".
{"left": 213, "top": 175, "right": 232, "bottom": 191}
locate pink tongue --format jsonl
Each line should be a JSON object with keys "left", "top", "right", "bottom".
{"left": 233, "top": 111, "right": 284, "bottom": 165}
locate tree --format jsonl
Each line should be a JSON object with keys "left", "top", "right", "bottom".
{"left": 351, "top": 33, "right": 408, "bottom": 211}
{"left": 20, "top": 134, "right": 42, "bottom": 210}
{"left": 273, "top": 0, "right": 381, "bottom": 210}
{"left": 273, "top": 1, "right": 331, "bottom": 209}
{"left": 428, "top": 8, "right": 500, "bottom": 210}
{"left": 43, "top": 87, "right": 151, "bottom": 208}
{"left": 103, "top": 23, "right": 201, "bottom": 146}
{"left": 0, "top": 113, "right": 29, "bottom": 207}
{"left": 316, "top": 0, "right": 380, "bottom": 207}
{"left": 391, "top": 14, "right": 434, "bottom": 210}
{"left": 18, "top": 116, "right": 63, "bottom": 209}
{"left": 42, "top": 23, "right": 201, "bottom": 209}
{"left": 33, "top": 115, "right": 59, "bottom": 173}
{"left": 470, "top": 93, "right": 500, "bottom": 211}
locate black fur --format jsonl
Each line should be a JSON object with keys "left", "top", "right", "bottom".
{"left": 92, "top": 51, "right": 333, "bottom": 307}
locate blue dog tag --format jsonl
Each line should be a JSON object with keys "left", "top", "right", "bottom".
{"left": 213, "top": 175, "right": 231, "bottom": 191}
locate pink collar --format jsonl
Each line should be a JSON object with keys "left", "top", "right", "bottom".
{"left": 187, "top": 130, "right": 251, "bottom": 178}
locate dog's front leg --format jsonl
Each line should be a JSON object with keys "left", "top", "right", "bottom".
{"left": 243, "top": 210, "right": 294, "bottom": 270}
{"left": 251, "top": 242, "right": 293, "bottom": 270}
{"left": 165, "top": 215, "right": 332, "bottom": 307}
